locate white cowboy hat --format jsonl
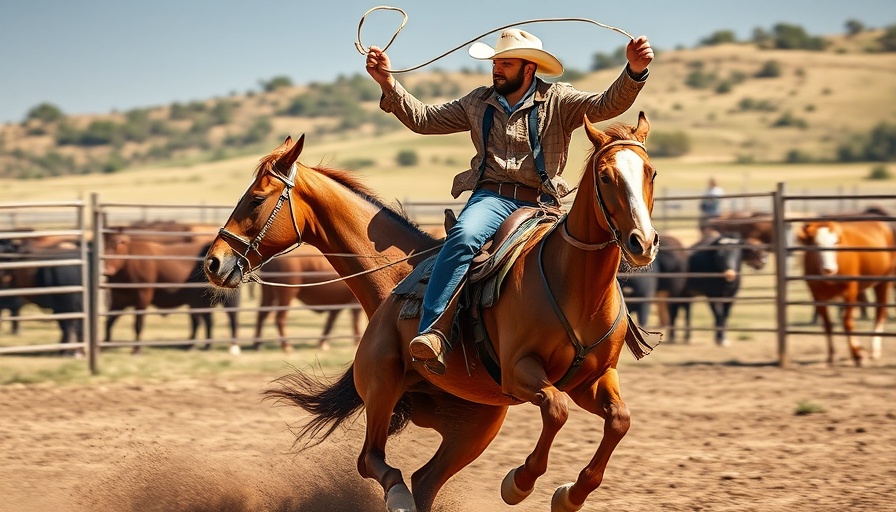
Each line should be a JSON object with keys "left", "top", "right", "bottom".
{"left": 469, "top": 28, "right": 564, "bottom": 77}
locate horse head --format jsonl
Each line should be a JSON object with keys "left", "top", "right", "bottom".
{"left": 798, "top": 221, "right": 841, "bottom": 275}
{"left": 577, "top": 111, "right": 658, "bottom": 268}
{"left": 102, "top": 228, "right": 132, "bottom": 277}
{"left": 204, "top": 135, "right": 309, "bottom": 288}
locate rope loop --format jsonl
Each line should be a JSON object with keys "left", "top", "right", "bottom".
{"left": 355, "top": 6, "right": 635, "bottom": 75}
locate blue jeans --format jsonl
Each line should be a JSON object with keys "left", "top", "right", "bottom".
{"left": 419, "top": 189, "right": 532, "bottom": 335}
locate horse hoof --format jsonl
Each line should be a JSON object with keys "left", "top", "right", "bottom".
{"left": 551, "top": 483, "right": 582, "bottom": 512}
{"left": 229, "top": 344, "right": 242, "bottom": 356}
{"left": 501, "top": 466, "right": 534, "bottom": 505}
{"left": 385, "top": 483, "right": 416, "bottom": 512}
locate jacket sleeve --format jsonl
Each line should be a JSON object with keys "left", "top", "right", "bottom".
{"left": 379, "top": 81, "right": 472, "bottom": 135}
{"left": 555, "top": 67, "right": 647, "bottom": 133}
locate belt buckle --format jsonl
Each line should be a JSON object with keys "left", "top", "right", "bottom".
{"left": 512, "top": 183, "right": 520, "bottom": 200}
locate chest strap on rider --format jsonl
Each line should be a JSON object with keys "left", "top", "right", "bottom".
{"left": 476, "top": 104, "right": 558, "bottom": 202}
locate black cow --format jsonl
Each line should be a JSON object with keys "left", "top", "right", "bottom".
{"left": 619, "top": 235, "right": 688, "bottom": 329}
{"left": 668, "top": 233, "right": 745, "bottom": 346}
{"left": 4, "top": 241, "right": 84, "bottom": 355}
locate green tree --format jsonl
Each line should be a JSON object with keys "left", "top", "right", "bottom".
{"left": 590, "top": 46, "right": 626, "bottom": 71}
{"left": 25, "top": 103, "right": 65, "bottom": 123}
{"left": 260, "top": 75, "right": 294, "bottom": 92}
{"left": 771, "top": 23, "right": 826, "bottom": 50}
{"left": 845, "top": 19, "right": 865, "bottom": 36}
{"left": 879, "top": 24, "right": 896, "bottom": 52}
{"left": 699, "top": 30, "right": 737, "bottom": 46}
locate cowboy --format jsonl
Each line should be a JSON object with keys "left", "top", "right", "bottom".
{"left": 366, "top": 28, "right": 653, "bottom": 375}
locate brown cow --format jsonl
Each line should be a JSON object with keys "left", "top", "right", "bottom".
{"left": 254, "top": 245, "right": 362, "bottom": 351}
{"left": 798, "top": 220, "right": 895, "bottom": 366}
{"left": 102, "top": 230, "right": 240, "bottom": 355}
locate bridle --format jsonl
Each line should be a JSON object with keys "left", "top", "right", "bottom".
{"left": 217, "top": 162, "right": 304, "bottom": 281}
{"left": 561, "top": 139, "right": 649, "bottom": 259}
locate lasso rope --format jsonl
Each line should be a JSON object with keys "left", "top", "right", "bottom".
{"left": 246, "top": 243, "right": 442, "bottom": 288}
{"left": 354, "top": 5, "right": 635, "bottom": 74}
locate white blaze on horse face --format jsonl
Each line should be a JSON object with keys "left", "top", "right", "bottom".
{"left": 612, "top": 149, "right": 654, "bottom": 235}
{"left": 813, "top": 226, "right": 840, "bottom": 274}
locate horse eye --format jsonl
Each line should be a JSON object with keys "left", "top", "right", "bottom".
{"left": 599, "top": 173, "right": 612, "bottom": 184}
{"left": 249, "top": 196, "right": 265, "bottom": 209}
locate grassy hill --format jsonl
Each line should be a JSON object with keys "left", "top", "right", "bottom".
{"left": 1, "top": 29, "right": 895, "bottom": 205}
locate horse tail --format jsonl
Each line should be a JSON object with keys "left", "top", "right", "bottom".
{"left": 263, "top": 362, "right": 413, "bottom": 449}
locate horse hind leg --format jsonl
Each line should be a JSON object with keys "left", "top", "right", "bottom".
{"left": 409, "top": 394, "right": 508, "bottom": 512}
{"left": 558, "top": 368, "right": 631, "bottom": 511}
{"left": 501, "top": 355, "right": 570, "bottom": 506}
{"left": 870, "top": 282, "right": 890, "bottom": 360}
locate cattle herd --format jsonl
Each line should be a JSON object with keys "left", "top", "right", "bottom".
{"left": 0, "top": 220, "right": 362, "bottom": 356}
{"left": 2, "top": 206, "right": 894, "bottom": 366}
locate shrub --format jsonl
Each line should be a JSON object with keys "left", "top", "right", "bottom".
{"left": 785, "top": 149, "right": 812, "bottom": 163}
{"left": 754, "top": 60, "right": 782, "bottom": 78}
{"left": 396, "top": 149, "right": 419, "bottom": 166}
{"left": 867, "top": 165, "right": 892, "bottom": 180}
{"left": 772, "top": 112, "right": 808, "bottom": 129}
{"left": 647, "top": 131, "right": 690, "bottom": 157}
{"left": 794, "top": 401, "right": 826, "bottom": 415}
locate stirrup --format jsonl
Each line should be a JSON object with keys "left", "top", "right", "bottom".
{"left": 410, "top": 331, "right": 447, "bottom": 375}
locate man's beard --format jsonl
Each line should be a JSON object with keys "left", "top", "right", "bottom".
{"left": 493, "top": 66, "right": 526, "bottom": 96}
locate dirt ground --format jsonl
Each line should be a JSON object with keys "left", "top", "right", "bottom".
{"left": 1, "top": 335, "right": 894, "bottom": 512}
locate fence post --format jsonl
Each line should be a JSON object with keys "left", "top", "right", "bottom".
{"left": 773, "top": 182, "right": 789, "bottom": 368}
{"left": 88, "top": 193, "right": 101, "bottom": 375}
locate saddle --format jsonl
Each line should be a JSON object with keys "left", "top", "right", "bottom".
{"left": 392, "top": 207, "right": 660, "bottom": 386}
{"left": 393, "top": 206, "right": 558, "bottom": 317}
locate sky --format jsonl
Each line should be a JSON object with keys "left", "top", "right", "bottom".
{"left": 1, "top": 0, "right": 894, "bottom": 124}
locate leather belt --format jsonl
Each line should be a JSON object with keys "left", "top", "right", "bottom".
{"left": 477, "top": 181, "right": 542, "bottom": 203}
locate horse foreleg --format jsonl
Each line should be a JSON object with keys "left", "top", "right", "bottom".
{"left": 352, "top": 321, "right": 414, "bottom": 511}
{"left": 502, "top": 355, "right": 569, "bottom": 505}
{"left": 871, "top": 282, "right": 889, "bottom": 360}
{"left": 709, "top": 299, "right": 731, "bottom": 346}
{"left": 253, "top": 307, "right": 269, "bottom": 350}
{"left": 275, "top": 309, "right": 292, "bottom": 352}
{"left": 560, "top": 368, "right": 630, "bottom": 511}
{"left": 815, "top": 304, "right": 836, "bottom": 365}
{"left": 409, "top": 394, "right": 507, "bottom": 512}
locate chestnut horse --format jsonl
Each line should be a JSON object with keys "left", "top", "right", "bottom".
{"left": 797, "top": 220, "right": 895, "bottom": 366}
{"left": 204, "top": 113, "right": 658, "bottom": 512}
{"left": 254, "top": 245, "right": 362, "bottom": 351}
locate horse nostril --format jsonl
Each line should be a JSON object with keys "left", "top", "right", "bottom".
{"left": 652, "top": 233, "right": 660, "bottom": 247}
{"left": 628, "top": 233, "right": 645, "bottom": 255}
{"left": 206, "top": 256, "right": 220, "bottom": 274}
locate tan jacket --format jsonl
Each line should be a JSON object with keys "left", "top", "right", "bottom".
{"left": 379, "top": 68, "right": 647, "bottom": 200}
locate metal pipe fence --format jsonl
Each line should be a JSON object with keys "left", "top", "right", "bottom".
{"left": 1, "top": 185, "right": 895, "bottom": 373}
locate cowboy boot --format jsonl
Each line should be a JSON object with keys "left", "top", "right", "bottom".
{"left": 409, "top": 287, "right": 462, "bottom": 376}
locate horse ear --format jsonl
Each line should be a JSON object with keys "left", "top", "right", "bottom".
{"left": 796, "top": 223, "right": 813, "bottom": 245}
{"left": 633, "top": 111, "right": 650, "bottom": 143}
{"left": 583, "top": 115, "right": 610, "bottom": 147}
{"left": 282, "top": 134, "right": 306, "bottom": 166}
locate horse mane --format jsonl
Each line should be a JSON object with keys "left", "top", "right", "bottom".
{"left": 255, "top": 149, "right": 432, "bottom": 238}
